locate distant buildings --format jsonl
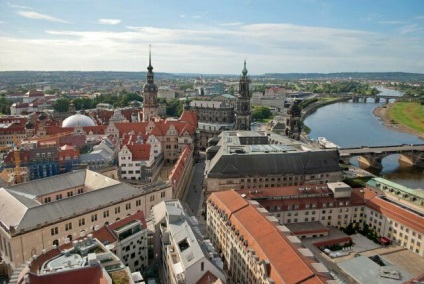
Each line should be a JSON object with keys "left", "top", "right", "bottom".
{"left": 190, "top": 100, "right": 235, "bottom": 150}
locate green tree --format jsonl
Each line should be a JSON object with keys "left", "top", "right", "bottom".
{"left": 252, "top": 106, "right": 272, "bottom": 121}
{"left": 166, "top": 98, "right": 183, "bottom": 117}
{"left": 0, "top": 95, "right": 13, "bottom": 114}
{"left": 53, "top": 98, "right": 70, "bottom": 113}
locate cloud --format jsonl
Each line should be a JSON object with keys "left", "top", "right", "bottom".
{"left": 378, "top": 21, "right": 404, "bottom": 25}
{"left": 17, "top": 11, "right": 70, "bottom": 23}
{"left": 7, "top": 2, "right": 32, "bottom": 9}
{"left": 98, "top": 18, "right": 121, "bottom": 25}
{"left": 219, "top": 22, "right": 243, "bottom": 26}
{"left": 415, "top": 15, "right": 424, "bottom": 20}
{"left": 179, "top": 15, "right": 186, "bottom": 18}
{"left": 1, "top": 23, "right": 423, "bottom": 73}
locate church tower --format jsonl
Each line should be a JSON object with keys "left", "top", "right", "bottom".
{"left": 142, "top": 45, "right": 159, "bottom": 122}
{"left": 235, "top": 60, "right": 251, "bottom": 130}
{"left": 285, "top": 100, "right": 302, "bottom": 140}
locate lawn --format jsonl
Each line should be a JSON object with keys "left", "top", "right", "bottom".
{"left": 388, "top": 102, "right": 424, "bottom": 134}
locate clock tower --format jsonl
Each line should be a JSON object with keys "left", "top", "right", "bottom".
{"left": 142, "top": 45, "right": 159, "bottom": 122}
{"left": 235, "top": 60, "right": 251, "bottom": 130}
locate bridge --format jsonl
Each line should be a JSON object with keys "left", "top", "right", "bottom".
{"left": 339, "top": 144, "right": 424, "bottom": 168}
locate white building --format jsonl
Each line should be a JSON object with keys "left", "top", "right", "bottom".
{"left": 118, "top": 134, "right": 163, "bottom": 181}
{"left": 109, "top": 211, "right": 149, "bottom": 272}
{"left": 152, "top": 200, "right": 226, "bottom": 284}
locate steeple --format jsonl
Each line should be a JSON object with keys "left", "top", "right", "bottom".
{"left": 142, "top": 44, "right": 159, "bottom": 122}
{"left": 242, "top": 60, "right": 248, "bottom": 77}
{"left": 147, "top": 44, "right": 154, "bottom": 83}
{"left": 235, "top": 60, "right": 251, "bottom": 130}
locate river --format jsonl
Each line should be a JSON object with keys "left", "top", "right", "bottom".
{"left": 303, "top": 86, "right": 424, "bottom": 189}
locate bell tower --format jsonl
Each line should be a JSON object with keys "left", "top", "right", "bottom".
{"left": 142, "top": 45, "right": 159, "bottom": 122}
{"left": 235, "top": 60, "right": 251, "bottom": 130}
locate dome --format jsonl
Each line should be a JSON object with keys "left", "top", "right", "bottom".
{"left": 62, "top": 113, "right": 96, "bottom": 128}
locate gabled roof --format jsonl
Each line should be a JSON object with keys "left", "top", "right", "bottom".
{"left": 125, "top": 144, "right": 151, "bottom": 161}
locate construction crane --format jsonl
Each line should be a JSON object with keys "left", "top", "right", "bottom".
{"left": 13, "top": 132, "right": 23, "bottom": 184}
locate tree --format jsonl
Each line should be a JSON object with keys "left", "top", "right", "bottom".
{"left": 166, "top": 98, "right": 183, "bottom": 117}
{"left": 53, "top": 98, "right": 70, "bottom": 113}
{"left": 252, "top": 106, "right": 272, "bottom": 121}
{"left": 0, "top": 95, "right": 12, "bottom": 114}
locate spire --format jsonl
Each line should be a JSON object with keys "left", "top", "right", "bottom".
{"left": 147, "top": 44, "right": 153, "bottom": 72}
{"left": 242, "top": 60, "right": 248, "bottom": 77}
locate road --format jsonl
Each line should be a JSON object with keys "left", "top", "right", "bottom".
{"left": 182, "top": 154, "right": 206, "bottom": 217}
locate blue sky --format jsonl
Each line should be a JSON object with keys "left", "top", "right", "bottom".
{"left": 1, "top": 0, "right": 423, "bottom": 74}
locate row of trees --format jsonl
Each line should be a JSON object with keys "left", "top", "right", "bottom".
{"left": 303, "top": 81, "right": 380, "bottom": 96}
{"left": 53, "top": 93, "right": 186, "bottom": 118}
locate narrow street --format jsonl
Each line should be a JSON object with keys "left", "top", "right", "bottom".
{"left": 181, "top": 154, "right": 207, "bottom": 233}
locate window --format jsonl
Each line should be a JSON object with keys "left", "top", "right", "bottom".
{"left": 161, "top": 191, "right": 165, "bottom": 198}
{"left": 44, "top": 197, "right": 51, "bottom": 203}
{"left": 65, "top": 223, "right": 72, "bottom": 231}
{"left": 56, "top": 194, "right": 62, "bottom": 200}
{"left": 79, "top": 218, "right": 85, "bottom": 226}
{"left": 150, "top": 195, "right": 155, "bottom": 202}
{"left": 67, "top": 191, "right": 73, "bottom": 197}
{"left": 91, "top": 214, "right": 97, "bottom": 222}
{"left": 104, "top": 210, "right": 109, "bottom": 218}
{"left": 51, "top": 227, "right": 58, "bottom": 236}
{"left": 115, "top": 206, "right": 120, "bottom": 214}
{"left": 126, "top": 203, "right": 131, "bottom": 210}
{"left": 77, "top": 188, "right": 84, "bottom": 194}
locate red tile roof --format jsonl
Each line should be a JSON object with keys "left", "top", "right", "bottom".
{"left": 109, "top": 211, "right": 147, "bottom": 231}
{"left": 124, "top": 143, "right": 151, "bottom": 161}
{"left": 209, "top": 190, "right": 331, "bottom": 284}
{"left": 169, "top": 145, "right": 192, "bottom": 184}
{"left": 364, "top": 188, "right": 424, "bottom": 234}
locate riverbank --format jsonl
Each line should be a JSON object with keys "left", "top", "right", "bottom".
{"left": 373, "top": 103, "right": 424, "bottom": 140}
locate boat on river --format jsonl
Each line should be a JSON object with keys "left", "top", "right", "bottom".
{"left": 317, "top": 137, "right": 340, "bottom": 149}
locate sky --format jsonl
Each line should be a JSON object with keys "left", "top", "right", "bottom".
{"left": 1, "top": 0, "right": 424, "bottom": 74}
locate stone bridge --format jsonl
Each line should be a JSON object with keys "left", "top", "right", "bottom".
{"left": 351, "top": 95, "right": 404, "bottom": 103}
{"left": 339, "top": 144, "right": 424, "bottom": 168}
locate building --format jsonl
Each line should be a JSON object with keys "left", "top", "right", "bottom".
{"left": 152, "top": 200, "right": 226, "bottom": 284}
{"left": 205, "top": 130, "right": 343, "bottom": 194}
{"left": 234, "top": 177, "right": 424, "bottom": 257}
{"left": 118, "top": 134, "right": 163, "bottom": 182}
{"left": 363, "top": 184, "right": 424, "bottom": 256}
{"left": 237, "top": 182, "right": 365, "bottom": 228}
{"left": 108, "top": 211, "right": 149, "bottom": 273}
{"left": 0, "top": 169, "right": 172, "bottom": 276}
{"left": 235, "top": 61, "right": 251, "bottom": 130}
{"left": 190, "top": 100, "right": 235, "bottom": 150}
{"left": 12, "top": 234, "right": 134, "bottom": 284}
{"left": 142, "top": 47, "right": 159, "bottom": 122}
{"left": 207, "top": 190, "right": 333, "bottom": 284}
{"left": 158, "top": 86, "right": 176, "bottom": 100}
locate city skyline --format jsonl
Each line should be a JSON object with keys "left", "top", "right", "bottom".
{"left": 1, "top": 0, "right": 424, "bottom": 74}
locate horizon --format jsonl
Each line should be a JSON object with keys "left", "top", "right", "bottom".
{"left": 1, "top": 0, "right": 424, "bottom": 74}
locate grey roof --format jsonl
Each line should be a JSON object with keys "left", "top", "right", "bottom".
{"left": 0, "top": 170, "right": 168, "bottom": 232}
{"left": 6, "top": 170, "right": 87, "bottom": 198}
{"left": 207, "top": 150, "right": 341, "bottom": 178}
